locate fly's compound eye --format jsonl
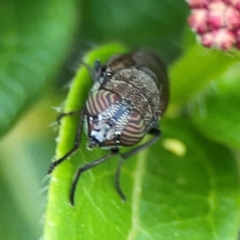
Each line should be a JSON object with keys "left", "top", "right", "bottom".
{"left": 120, "top": 109, "right": 146, "bottom": 146}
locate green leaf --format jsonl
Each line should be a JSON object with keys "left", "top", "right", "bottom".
{"left": 189, "top": 62, "right": 240, "bottom": 150}
{"left": 80, "top": 0, "right": 188, "bottom": 62}
{"left": 0, "top": 166, "right": 36, "bottom": 239}
{"left": 45, "top": 44, "right": 240, "bottom": 240}
{"left": 0, "top": 0, "right": 78, "bottom": 136}
{"left": 170, "top": 44, "right": 240, "bottom": 108}
{"left": 0, "top": 97, "right": 60, "bottom": 239}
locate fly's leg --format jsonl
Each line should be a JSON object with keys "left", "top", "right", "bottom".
{"left": 70, "top": 149, "right": 119, "bottom": 206}
{"left": 48, "top": 109, "right": 85, "bottom": 174}
{"left": 56, "top": 110, "right": 82, "bottom": 125}
{"left": 115, "top": 127, "right": 161, "bottom": 201}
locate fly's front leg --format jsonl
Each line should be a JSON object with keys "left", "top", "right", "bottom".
{"left": 48, "top": 109, "right": 85, "bottom": 174}
{"left": 75, "top": 60, "right": 102, "bottom": 83}
{"left": 56, "top": 110, "right": 82, "bottom": 125}
{"left": 79, "top": 59, "right": 105, "bottom": 83}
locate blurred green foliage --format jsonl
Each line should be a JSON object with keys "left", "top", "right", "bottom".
{"left": 0, "top": 0, "right": 240, "bottom": 240}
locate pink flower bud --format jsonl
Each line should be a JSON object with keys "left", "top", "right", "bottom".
{"left": 188, "top": 9, "right": 208, "bottom": 33}
{"left": 201, "top": 29, "right": 236, "bottom": 50}
{"left": 225, "top": 6, "right": 240, "bottom": 29}
{"left": 201, "top": 32, "right": 215, "bottom": 48}
{"left": 208, "top": 2, "right": 227, "bottom": 29}
{"left": 186, "top": 0, "right": 208, "bottom": 8}
{"left": 225, "top": 0, "right": 240, "bottom": 10}
{"left": 235, "top": 29, "right": 240, "bottom": 48}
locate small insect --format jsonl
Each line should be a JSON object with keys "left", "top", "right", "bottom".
{"left": 48, "top": 49, "right": 169, "bottom": 206}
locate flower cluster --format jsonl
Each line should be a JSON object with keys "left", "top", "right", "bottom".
{"left": 187, "top": 0, "right": 240, "bottom": 50}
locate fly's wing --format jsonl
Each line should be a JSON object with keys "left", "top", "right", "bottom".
{"left": 105, "top": 50, "right": 169, "bottom": 115}
{"left": 105, "top": 52, "right": 136, "bottom": 73}
{"left": 132, "top": 50, "right": 169, "bottom": 115}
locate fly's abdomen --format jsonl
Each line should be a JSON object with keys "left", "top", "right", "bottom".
{"left": 120, "top": 109, "right": 145, "bottom": 146}
{"left": 86, "top": 90, "right": 120, "bottom": 116}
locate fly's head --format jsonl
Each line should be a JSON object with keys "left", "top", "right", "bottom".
{"left": 85, "top": 90, "right": 146, "bottom": 149}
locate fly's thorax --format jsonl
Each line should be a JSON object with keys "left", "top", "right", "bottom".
{"left": 85, "top": 90, "right": 146, "bottom": 148}
{"left": 101, "top": 67, "right": 161, "bottom": 128}
{"left": 104, "top": 50, "right": 169, "bottom": 115}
